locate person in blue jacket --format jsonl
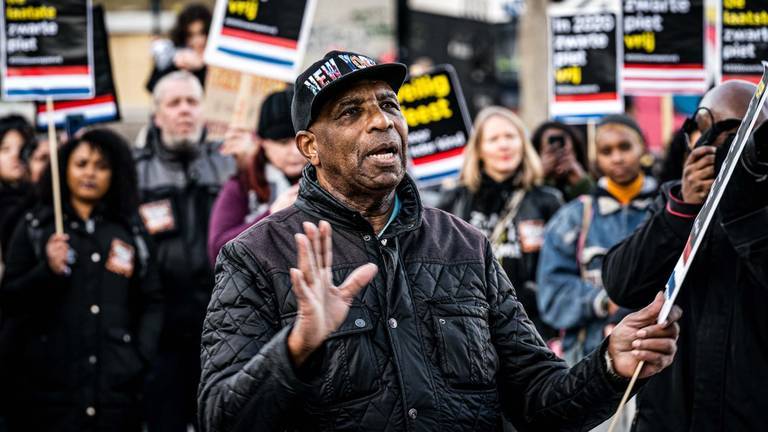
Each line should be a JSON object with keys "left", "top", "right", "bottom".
{"left": 537, "top": 115, "right": 658, "bottom": 363}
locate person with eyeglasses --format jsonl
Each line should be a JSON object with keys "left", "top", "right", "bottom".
{"left": 603, "top": 80, "right": 768, "bottom": 431}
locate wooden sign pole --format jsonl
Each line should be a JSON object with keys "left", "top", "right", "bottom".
{"left": 46, "top": 96, "right": 64, "bottom": 235}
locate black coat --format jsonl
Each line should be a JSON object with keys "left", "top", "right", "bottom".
{"left": 0, "top": 181, "right": 30, "bottom": 257}
{"left": 134, "top": 128, "right": 234, "bottom": 348}
{"left": 198, "top": 166, "right": 627, "bottom": 432}
{"left": 602, "top": 179, "right": 768, "bottom": 431}
{"left": 437, "top": 177, "right": 563, "bottom": 340}
{"left": 0, "top": 205, "right": 163, "bottom": 432}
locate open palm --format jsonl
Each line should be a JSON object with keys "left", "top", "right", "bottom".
{"left": 287, "top": 221, "right": 378, "bottom": 366}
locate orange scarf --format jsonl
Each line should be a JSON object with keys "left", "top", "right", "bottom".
{"left": 605, "top": 173, "right": 644, "bottom": 206}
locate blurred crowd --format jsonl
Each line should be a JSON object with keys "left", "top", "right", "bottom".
{"left": 0, "top": 3, "right": 765, "bottom": 432}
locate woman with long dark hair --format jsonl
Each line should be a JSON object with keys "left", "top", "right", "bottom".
{"left": 0, "top": 129, "right": 163, "bottom": 432}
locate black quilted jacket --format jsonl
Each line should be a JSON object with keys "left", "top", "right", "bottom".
{"left": 198, "top": 166, "right": 627, "bottom": 432}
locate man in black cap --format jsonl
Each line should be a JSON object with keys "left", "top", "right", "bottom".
{"left": 197, "top": 51, "right": 682, "bottom": 432}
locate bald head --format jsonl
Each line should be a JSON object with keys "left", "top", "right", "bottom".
{"left": 699, "top": 80, "right": 757, "bottom": 123}
{"left": 688, "top": 80, "right": 768, "bottom": 148}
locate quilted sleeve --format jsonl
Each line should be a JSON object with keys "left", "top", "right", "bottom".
{"left": 197, "top": 240, "right": 313, "bottom": 432}
{"left": 487, "top": 242, "right": 626, "bottom": 431}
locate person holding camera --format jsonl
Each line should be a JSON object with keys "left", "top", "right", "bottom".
{"left": 532, "top": 120, "right": 594, "bottom": 201}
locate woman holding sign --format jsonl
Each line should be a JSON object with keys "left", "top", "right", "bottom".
{"left": 0, "top": 129, "right": 163, "bottom": 432}
{"left": 438, "top": 106, "right": 562, "bottom": 341}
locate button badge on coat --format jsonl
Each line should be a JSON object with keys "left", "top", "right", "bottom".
{"left": 105, "top": 238, "right": 136, "bottom": 278}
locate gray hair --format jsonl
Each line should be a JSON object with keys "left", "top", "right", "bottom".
{"left": 152, "top": 70, "right": 204, "bottom": 109}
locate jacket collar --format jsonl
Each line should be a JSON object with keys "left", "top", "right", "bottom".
{"left": 294, "top": 165, "right": 423, "bottom": 237}
{"left": 593, "top": 175, "right": 657, "bottom": 215}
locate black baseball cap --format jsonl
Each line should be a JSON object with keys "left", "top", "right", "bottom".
{"left": 291, "top": 50, "right": 408, "bottom": 131}
{"left": 258, "top": 88, "right": 295, "bottom": 140}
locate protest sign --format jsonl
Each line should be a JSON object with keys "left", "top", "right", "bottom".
{"left": 398, "top": 64, "right": 472, "bottom": 186}
{"left": 717, "top": 0, "right": 768, "bottom": 84}
{"left": 1, "top": 0, "right": 94, "bottom": 100}
{"left": 34, "top": 5, "right": 118, "bottom": 130}
{"left": 622, "top": 0, "right": 708, "bottom": 95}
{"left": 204, "top": 0, "right": 317, "bottom": 82}
{"left": 548, "top": 8, "right": 623, "bottom": 120}
{"left": 203, "top": 65, "right": 287, "bottom": 140}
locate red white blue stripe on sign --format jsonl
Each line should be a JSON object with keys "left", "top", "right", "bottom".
{"left": 203, "top": 0, "right": 317, "bottom": 82}
{"left": 4, "top": 66, "right": 94, "bottom": 99}
{"left": 35, "top": 94, "right": 118, "bottom": 130}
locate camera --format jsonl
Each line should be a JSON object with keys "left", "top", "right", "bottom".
{"left": 548, "top": 134, "right": 565, "bottom": 149}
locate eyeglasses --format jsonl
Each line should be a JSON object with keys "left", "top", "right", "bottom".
{"left": 682, "top": 107, "right": 741, "bottom": 149}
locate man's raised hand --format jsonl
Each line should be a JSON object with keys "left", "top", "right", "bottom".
{"left": 287, "top": 221, "right": 378, "bottom": 366}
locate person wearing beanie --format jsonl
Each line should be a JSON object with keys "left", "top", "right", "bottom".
{"left": 207, "top": 88, "right": 305, "bottom": 265}
{"left": 198, "top": 51, "right": 681, "bottom": 432}
{"left": 537, "top": 114, "right": 657, "bottom": 430}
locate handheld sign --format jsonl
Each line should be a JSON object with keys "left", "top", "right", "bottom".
{"left": 398, "top": 64, "right": 472, "bottom": 186}
{"left": 659, "top": 61, "right": 768, "bottom": 321}
{"left": 203, "top": 65, "right": 287, "bottom": 140}
{"left": 34, "top": 6, "right": 119, "bottom": 130}
{"left": 607, "top": 61, "right": 768, "bottom": 432}
{"left": 204, "top": 0, "right": 318, "bottom": 82}
{"left": 1, "top": 0, "right": 95, "bottom": 100}
{"left": 548, "top": 8, "right": 623, "bottom": 120}
{"left": 622, "top": 0, "right": 707, "bottom": 95}
{"left": 717, "top": 0, "right": 768, "bottom": 84}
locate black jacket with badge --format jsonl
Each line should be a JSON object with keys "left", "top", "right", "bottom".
{"left": 0, "top": 204, "right": 163, "bottom": 432}
{"left": 134, "top": 126, "right": 234, "bottom": 347}
{"left": 198, "top": 165, "right": 626, "bottom": 432}
{"left": 437, "top": 174, "right": 563, "bottom": 340}
{"left": 602, "top": 174, "right": 768, "bottom": 431}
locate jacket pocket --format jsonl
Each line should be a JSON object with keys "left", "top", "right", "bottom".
{"left": 429, "top": 300, "right": 498, "bottom": 391}
{"left": 281, "top": 304, "right": 382, "bottom": 407}
{"left": 104, "top": 328, "right": 146, "bottom": 391}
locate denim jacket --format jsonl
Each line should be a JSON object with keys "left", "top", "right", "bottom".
{"left": 536, "top": 176, "right": 658, "bottom": 358}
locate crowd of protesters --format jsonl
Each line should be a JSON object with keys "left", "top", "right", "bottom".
{"left": 0, "top": 3, "right": 764, "bottom": 432}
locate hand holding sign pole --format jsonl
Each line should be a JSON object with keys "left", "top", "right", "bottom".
{"left": 607, "top": 61, "right": 768, "bottom": 432}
